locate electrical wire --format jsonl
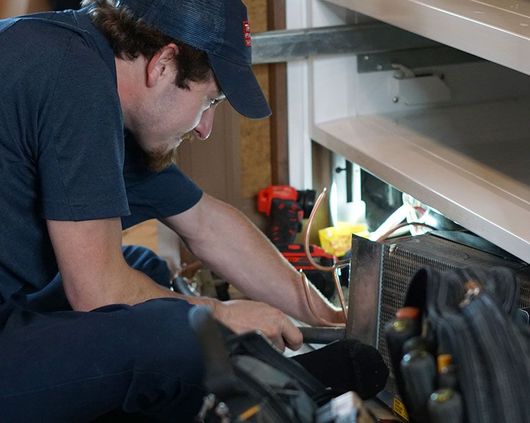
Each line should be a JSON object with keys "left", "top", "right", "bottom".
{"left": 375, "top": 221, "right": 437, "bottom": 242}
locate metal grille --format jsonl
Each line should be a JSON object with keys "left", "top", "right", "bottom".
{"left": 377, "top": 246, "right": 457, "bottom": 392}
{"left": 354, "top": 234, "right": 530, "bottom": 396}
{"left": 520, "top": 285, "right": 530, "bottom": 308}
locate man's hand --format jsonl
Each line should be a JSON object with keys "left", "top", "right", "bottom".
{"left": 211, "top": 299, "right": 303, "bottom": 352}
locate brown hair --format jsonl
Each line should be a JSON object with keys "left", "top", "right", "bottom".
{"left": 80, "top": 0, "right": 212, "bottom": 89}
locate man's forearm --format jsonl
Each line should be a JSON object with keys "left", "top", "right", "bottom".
{"left": 64, "top": 262, "right": 216, "bottom": 311}
{"left": 165, "top": 195, "right": 344, "bottom": 326}
{"left": 191, "top": 225, "right": 343, "bottom": 326}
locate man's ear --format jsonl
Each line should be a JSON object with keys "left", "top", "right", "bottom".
{"left": 146, "top": 43, "right": 179, "bottom": 88}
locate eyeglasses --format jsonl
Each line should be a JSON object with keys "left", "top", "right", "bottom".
{"left": 207, "top": 93, "right": 226, "bottom": 109}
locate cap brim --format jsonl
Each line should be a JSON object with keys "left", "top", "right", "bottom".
{"left": 208, "top": 54, "right": 271, "bottom": 120}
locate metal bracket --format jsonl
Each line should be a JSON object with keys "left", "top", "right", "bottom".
{"left": 359, "top": 46, "right": 481, "bottom": 74}
{"left": 251, "top": 23, "right": 437, "bottom": 64}
{"left": 392, "top": 63, "right": 416, "bottom": 80}
{"left": 390, "top": 63, "right": 451, "bottom": 105}
{"left": 252, "top": 23, "right": 482, "bottom": 72}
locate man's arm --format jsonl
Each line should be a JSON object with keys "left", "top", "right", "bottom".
{"left": 46, "top": 217, "right": 303, "bottom": 350}
{"left": 162, "top": 194, "right": 345, "bottom": 326}
{"left": 47, "top": 218, "right": 176, "bottom": 310}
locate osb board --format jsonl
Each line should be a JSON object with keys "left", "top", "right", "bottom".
{"left": 240, "top": 0, "right": 272, "bottom": 198}
{"left": 247, "top": 0, "right": 267, "bottom": 32}
{"left": 122, "top": 219, "right": 159, "bottom": 253}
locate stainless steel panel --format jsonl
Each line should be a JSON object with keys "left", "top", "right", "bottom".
{"left": 346, "top": 235, "right": 383, "bottom": 346}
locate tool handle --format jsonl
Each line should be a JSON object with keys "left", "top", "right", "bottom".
{"left": 428, "top": 388, "right": 464, "bottom": 423}
{"left": 299, "top": 326, "right": 346, "bottom": 344}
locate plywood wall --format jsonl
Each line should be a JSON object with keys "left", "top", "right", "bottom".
{"left": 240, "top": 0, "right": 272, "bottom": 198}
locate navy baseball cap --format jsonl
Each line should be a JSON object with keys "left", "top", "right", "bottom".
{"left": 116, "top": 0, "right": 271, "bottom": 119}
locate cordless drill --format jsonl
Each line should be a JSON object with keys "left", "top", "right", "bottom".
{"left": 257, "top": 185, "right": 337, "bottom": 299}
{"left": 257, "top": 185, "right": 316, "bottom": 245}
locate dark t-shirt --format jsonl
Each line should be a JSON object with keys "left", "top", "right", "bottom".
{"left": 122, "top": 131, "right": 202, "bottom": 229}
{"left": 0, "top": 9, "right": 202, "bottom": 303}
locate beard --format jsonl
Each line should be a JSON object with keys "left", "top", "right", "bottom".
{"left": 144, "top": 144, "right": 178, "bottom": 172}
{"left": 143, "top": 133, "right": 193, "bottom": 172}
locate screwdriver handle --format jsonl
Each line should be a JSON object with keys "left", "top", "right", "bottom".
{"left": 428, "top": 388, "right": 464, "bottom": 423}
{"left": 400, "top": 349, "right": 436, "bottom": 422}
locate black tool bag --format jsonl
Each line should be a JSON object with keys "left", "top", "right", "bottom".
{"left": 188, "top": 306, "right": 380, "bottom": 423}
{"left": 398, "top": 266, "right": 530, "bottom": 423}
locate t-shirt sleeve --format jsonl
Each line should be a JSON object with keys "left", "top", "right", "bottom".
{"left": 37, "top": 39, "right": 129, "bottom": 221}
{"left": 122, "top": 162, "right": 203, "bottom": 229}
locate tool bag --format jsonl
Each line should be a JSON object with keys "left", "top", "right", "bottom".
{"left": 188, "top": 306, "right": 377, "bottom": 423}
{"left": 398, "top": 266, "right": 530, "bottom": 423}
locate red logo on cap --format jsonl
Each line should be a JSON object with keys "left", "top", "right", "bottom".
{"left": 243, "top": 20, "right": 251, "bottom": 47}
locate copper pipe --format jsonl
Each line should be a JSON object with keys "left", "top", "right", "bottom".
{"left": 301, "top": 188, "right": 348, "bottom": 323}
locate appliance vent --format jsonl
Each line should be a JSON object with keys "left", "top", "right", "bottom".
{"left": 347, "top": 233, "right": 530, "bottom": 397}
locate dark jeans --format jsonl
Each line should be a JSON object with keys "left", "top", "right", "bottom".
{"left": 0, "top": 246, "right": 205, "bottom": 422}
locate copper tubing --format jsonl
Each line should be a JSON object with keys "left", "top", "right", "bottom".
{"left": 301, "top": 188, "right": 348, "bottom": 323}
{"left": 299, "top": 271, "right": 346, "bottom": 327}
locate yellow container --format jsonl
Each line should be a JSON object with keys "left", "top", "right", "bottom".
{"left": 319, "top": 222, "right": 369, "bottom": 257}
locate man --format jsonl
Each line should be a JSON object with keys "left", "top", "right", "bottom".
{"left": 0, "top": 0, "right": 344, "bottom": 420}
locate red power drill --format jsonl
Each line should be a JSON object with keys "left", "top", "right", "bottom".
{"left": 257, "top": 185, "right": 315, "bottom": 245}
{"left": 257, "top": 185, "right": 337, "bottom": 299}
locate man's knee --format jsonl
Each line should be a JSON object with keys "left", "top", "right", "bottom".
{"left": 98, "top": 299, "right": 207, "bottom": 419}
{"left": 125, "top": 298, "right": 205, "bottom": 385}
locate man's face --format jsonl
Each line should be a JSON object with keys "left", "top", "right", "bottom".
{"left": 129, "top": 69, "right": 225, "bottom": 170}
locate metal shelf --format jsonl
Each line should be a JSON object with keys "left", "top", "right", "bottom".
{"left": 324, "top": 0, "right": 530, "bottom": 76}
{"left": 312, "top": 98, "right": 530, "bottom": 262}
